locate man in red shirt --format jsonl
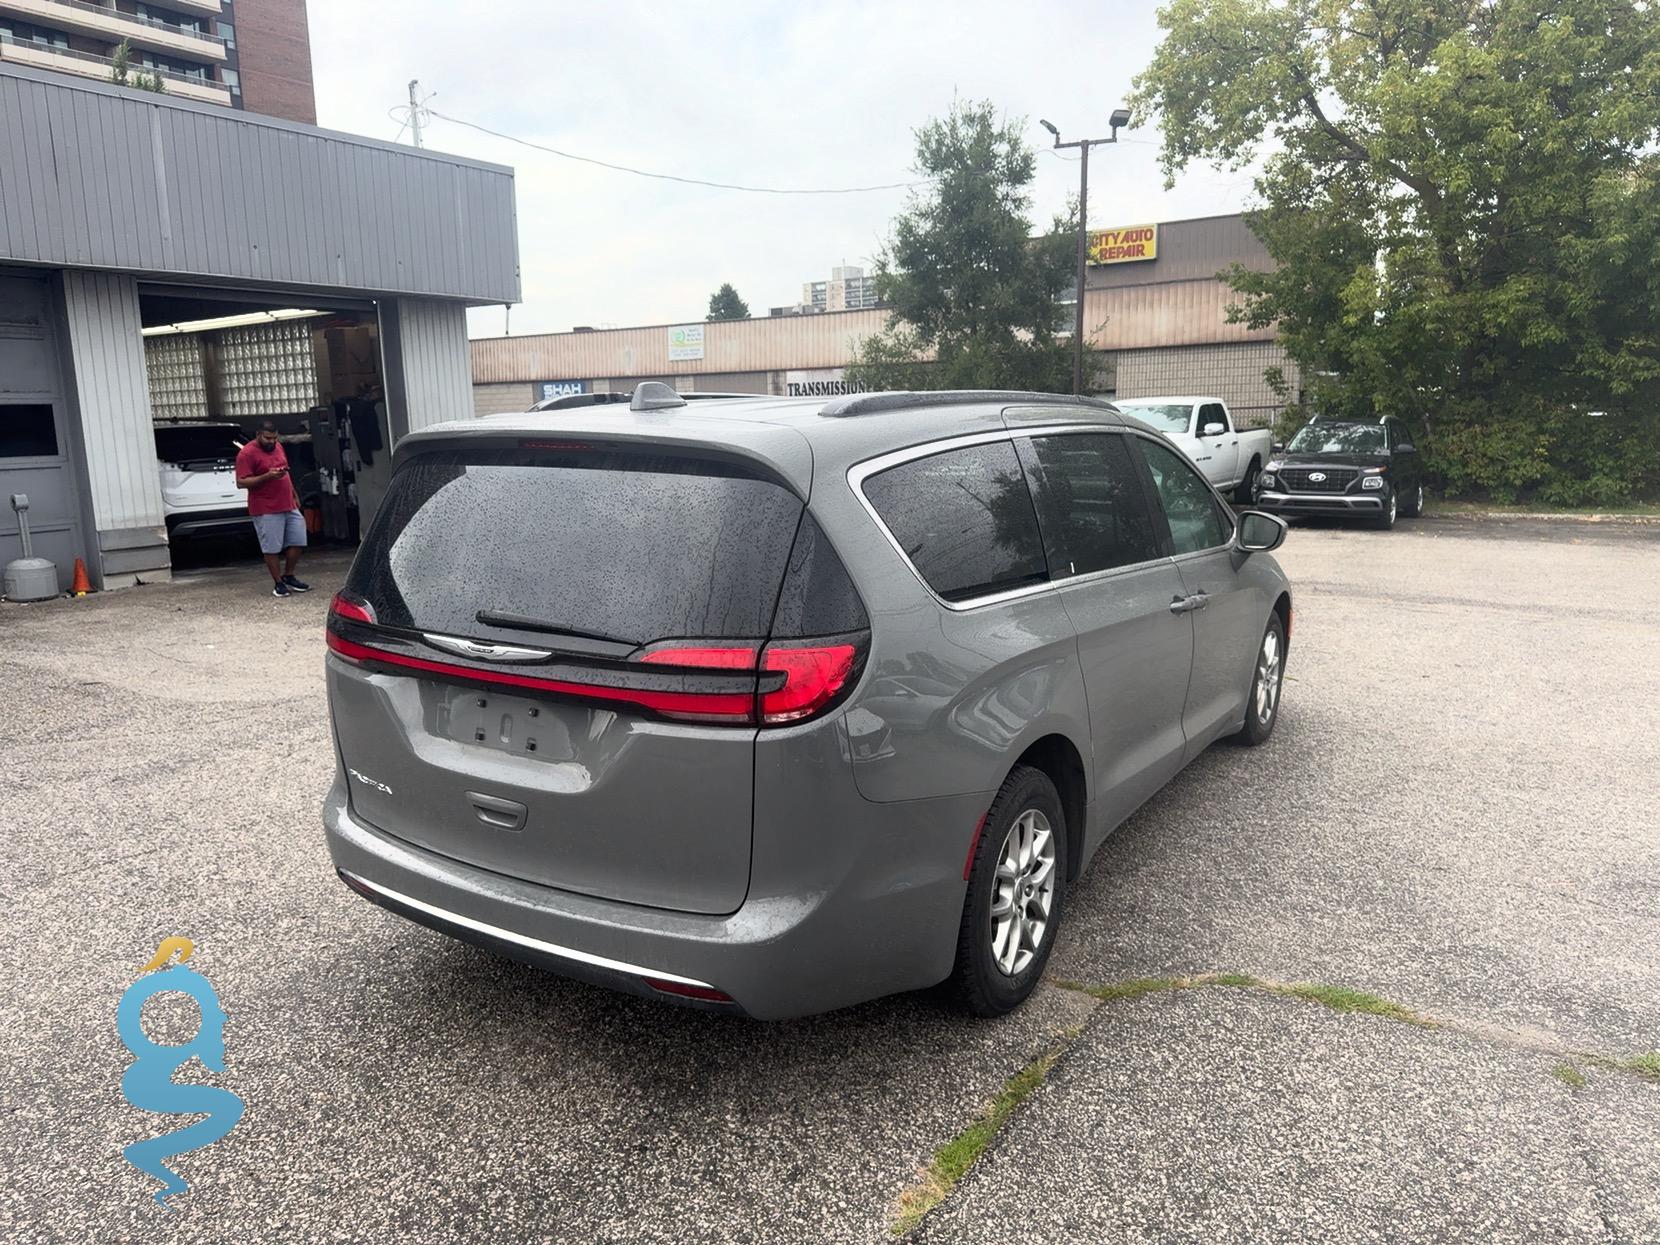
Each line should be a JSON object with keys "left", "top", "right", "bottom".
{"left": 234, "top": 421, "right": 310, "bottom": 598}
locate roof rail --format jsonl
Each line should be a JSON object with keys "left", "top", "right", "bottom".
{"left": 817, "top": 390, "right": 1121, "bottom": 419}
{"left": 526, "top": 391, "right": 631, "bottom": 412}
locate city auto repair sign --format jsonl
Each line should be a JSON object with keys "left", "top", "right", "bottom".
{"left": 1088, "top": 224, "right": 1158, "bottom": 264}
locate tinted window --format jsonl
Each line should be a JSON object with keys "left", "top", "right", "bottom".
{"left": 0, "top": 404, "right": 59, "bottom": 458}
{"left": 770, "top": 512, "right": 869, "bottom": 637}
{"left": 154, "top": 425, "right": 242, "bottom": 465}
{"left": 863, "top": 440, "right": 1046, "bottom": 603}
{"left": 1138, "top": 439, "right": 1230, "bottom": 555}
{"left": 1018, "top": 433, "right": 1161, "bottom": 577}
{"left": 348, "top": 447, "right": 804, "bottom": 643}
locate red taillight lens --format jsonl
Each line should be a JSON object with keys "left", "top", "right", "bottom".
{"left": 637, "top": 644, "right": 759, "bottom": 671}
{"left": 759, "top": 642, "right": 858, "bottom": 725}
{"left": 643, "top": 977, "right": 736, "bottom": 1004}
{"left": 330, "top": 592, "right": 376, "bottom": 624}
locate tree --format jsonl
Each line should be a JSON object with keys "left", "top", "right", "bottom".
{"left": 1131, "top": 0, "right": 1660, "bottom": 503}
{"left": 111, "top": 39, "right": 168, "bottom": 94}
{"left": 706, "top": 284, "right": 751, "bottom": 321}
{"left": 846, "top": 100, "right": 1078, "bottom": 394}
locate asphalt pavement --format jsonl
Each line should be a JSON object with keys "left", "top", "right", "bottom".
{"left": 1, "top": 513, "right": 1656, "bottom": 1243}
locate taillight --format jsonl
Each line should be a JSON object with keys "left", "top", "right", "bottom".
{"left": 326, "top": 610, "right": 863, "bottom": 728}
{"left": 330, "top": 592, "right": 375, "bottom": 624}
{"left": 758, "top": 642, "right": 858, "bottom": 725}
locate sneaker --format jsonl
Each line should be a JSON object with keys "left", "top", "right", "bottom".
{"left": 271, "top": 581, "right": 292, "bottom": 598}
{"left": 282, "top": 575, "right": 312, "bottom": 593}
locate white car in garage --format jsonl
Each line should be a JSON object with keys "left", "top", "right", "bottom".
{"left": 154, "top": 421, "right": 253, "bottom": 540}
{"left": 1113, "top": 396, "right": 1274, "bottom": 502}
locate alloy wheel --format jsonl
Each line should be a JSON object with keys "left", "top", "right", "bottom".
{"left": 1256, "top": 627, "right": 1282, "bottom": 725}
{"left": 990, "top": 809, "right": 1057, "bottom": 976}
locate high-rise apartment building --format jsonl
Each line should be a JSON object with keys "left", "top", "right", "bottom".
{"left": 804, "top": 265, "right": 880, "bottom": 313}
{"left": 0, "top": 0, "right": 314, "bottom": 122}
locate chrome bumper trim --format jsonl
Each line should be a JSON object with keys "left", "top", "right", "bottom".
{"left": 337, "top": 868, "right": 719, "bottom": 990}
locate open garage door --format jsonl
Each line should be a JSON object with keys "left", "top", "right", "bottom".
{"left": 137, "top": 283, "right": 391, "bottom": 568}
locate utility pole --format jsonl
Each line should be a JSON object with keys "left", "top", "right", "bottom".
{"left": 407, "top": 79, "right": 425, "bottom": 149}
{"left": 1041, "top": 109, "right": 1132, "bottom": 395}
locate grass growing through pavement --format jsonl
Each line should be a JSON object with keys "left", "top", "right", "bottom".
{"left": 890, "top": 1048, "right": 1061, "bottom": 1237}
{"left": 1551, "top": 1062, "right": 1588, "bottom": 1090}
{"left": 1621, "top": 1053, "right": 1660, "bottom": 1081}
{"left": 1056, "top": 972, "right": 1434, "bottom": 1027}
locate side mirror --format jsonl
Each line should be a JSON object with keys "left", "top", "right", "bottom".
{"left": 1394, "top": 443, "right": 1415, "bottom": 455}
{"left": 1236, "top": 510, "right": 1288, "bottom": 554}
{"left": 1201, "top": 422, "right": 1226, "bottom": 438}
{"left": 1271, "top": 442, "right": 1285, "bottom": 455}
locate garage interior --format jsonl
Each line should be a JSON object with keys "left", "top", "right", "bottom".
{"left": 139, "top": 284, "right": 392, "bottom": 566}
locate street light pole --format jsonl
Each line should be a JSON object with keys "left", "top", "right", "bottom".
{"left": 1042, "top": 109, "right": 1132, "bottom": 395}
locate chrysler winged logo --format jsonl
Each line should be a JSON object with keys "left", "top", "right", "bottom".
{"left": 423, "top": 633, "right": 552, "bottom": 663}
{"left": 1308, "top": 471, "right": 1327, "bottom": 482}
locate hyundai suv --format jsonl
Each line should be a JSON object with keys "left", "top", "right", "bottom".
{"left": 1253, "top": 415, "right": 1424, "bottom": 529}
{"left": 324, "top": 387, "right": 1293, "bottom": 1019}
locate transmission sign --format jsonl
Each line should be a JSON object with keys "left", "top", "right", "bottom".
{"left": 1088, "top": 225, "right": 1158, "bottom": 265}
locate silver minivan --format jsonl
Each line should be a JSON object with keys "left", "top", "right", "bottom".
{"left": 324, "top": 388, "right": 1292, "bottom": 1018}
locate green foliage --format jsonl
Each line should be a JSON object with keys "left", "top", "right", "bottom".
{"left": 848, "top": 100, "right": 1077, "bottom": 393}
{"left": 1132, "top": 0, "right": 1660, "bottom": 503}
{"left": 705, "top": 283, "right": 750, "bottom": 322}
{"left": 111, "top": 39, "right": 168, "bottom": 94}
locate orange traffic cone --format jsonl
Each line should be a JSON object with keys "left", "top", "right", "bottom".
{"left": 71, "top": 558, "right": 92, "bottom": 597}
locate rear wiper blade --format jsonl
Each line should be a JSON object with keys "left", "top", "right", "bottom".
{"left": 474, "top": 610, "right": 636, "bottom": 647}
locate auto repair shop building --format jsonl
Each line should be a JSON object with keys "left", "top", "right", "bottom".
{"left": 0, "top": 62, "right": 519, "bottom": 591}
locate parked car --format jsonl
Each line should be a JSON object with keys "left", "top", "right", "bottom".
{"left": 153, "top": 421, "right": 253, "bottom": 540}
{"left": 1253, "top": 415, "right": 1424, "bottom": 529}
{"left": 1111, "top": 396, "right": 1275, "bottom": 502}
{"left": 323, "top": 386, "right": 1293, "bottom": 1019}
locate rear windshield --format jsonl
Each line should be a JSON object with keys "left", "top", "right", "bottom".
{"left": 155, "top": 425, "right": 242, "bottom": 464}
{"left": 348, "top": 447, "right": 804, "bottom": 644}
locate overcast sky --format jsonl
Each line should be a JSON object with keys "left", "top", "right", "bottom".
{"left": 309, "top": 1, "right": 1259, "bottom": 339}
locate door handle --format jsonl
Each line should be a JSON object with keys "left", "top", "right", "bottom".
{"left": 466, "top": 790, "right": 528, "bottom": 832}
{"left": 1169, "top": 595, "right": 1195, "bottom": 615}
{"left": 1189, "top": 591, "right": 1210, "bottom": 611}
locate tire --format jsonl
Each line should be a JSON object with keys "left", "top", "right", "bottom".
{"left": 1234, "top": 612, "right": 1286, "bottom": 746}
{"left": 1234, "top": 457, "right": 1262, "bottom": 506}
{"left": 948, "top": 765, "right": 1069, "bottom": 1017}
{"left": 1401, "top": 481, "right": 1424, "bottom": 517}
{"left": 1372, "top": 489, "right": 1398, "bottom": 530}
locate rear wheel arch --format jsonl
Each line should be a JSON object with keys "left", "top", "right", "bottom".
{"left": 1009, "top": 734, "right": 1088, "bottom": 882}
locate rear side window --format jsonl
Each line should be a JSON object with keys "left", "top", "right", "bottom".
{"left": 1017, "top": 433, "right": 1161, "bottom": 577}
{"left": 862, "top": 440, "right": 1046, "bottom": 603}
{"left": 348, "top": 447, "right": 804, "bottom": 643}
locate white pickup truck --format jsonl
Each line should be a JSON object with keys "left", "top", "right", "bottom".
{"left": 1113, "top": 396, "right": 1274, "bottom": 502}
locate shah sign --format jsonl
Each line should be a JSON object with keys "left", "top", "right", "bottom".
{"left": 667, "top": 324, "right": 706, "bottom": 362}
{"left": 1088, "top": 224, "right": 1158, "bottom": 265}
{"left": 785, "top": 368, "right": 870, "bottom": 398}
{"left": 538, "top": 380, "right": 587, "bottom": 401}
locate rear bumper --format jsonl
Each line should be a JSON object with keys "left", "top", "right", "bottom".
{"left": 165, "top": 507, "right": 252, "bottom": 538}
{"left": 1253, "top": 489, "right": 1385, "bottom": 517}
{"left": 323, "top": 775, "right": 981, "bottom": 1020}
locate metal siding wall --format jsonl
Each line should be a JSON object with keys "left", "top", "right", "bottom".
{"left": 0, "top": 66, "right": 519, "bottom": 303}
{"left": 60, "top": 271, "right": 166, "bottom": 532}
{"left": 390, "top": 298, "right": 474, "bottom": 434}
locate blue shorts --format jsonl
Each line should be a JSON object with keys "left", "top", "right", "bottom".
{"left": 252, "top": 510, "right": 307, "bottom": 555}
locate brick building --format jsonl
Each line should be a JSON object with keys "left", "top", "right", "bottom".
{"left": 0, "top": 0, "right": 314, "bottom": 122}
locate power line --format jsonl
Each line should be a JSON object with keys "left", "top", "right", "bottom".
{"left": 424, "top": 108, "right": 924, "bottom": 195}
